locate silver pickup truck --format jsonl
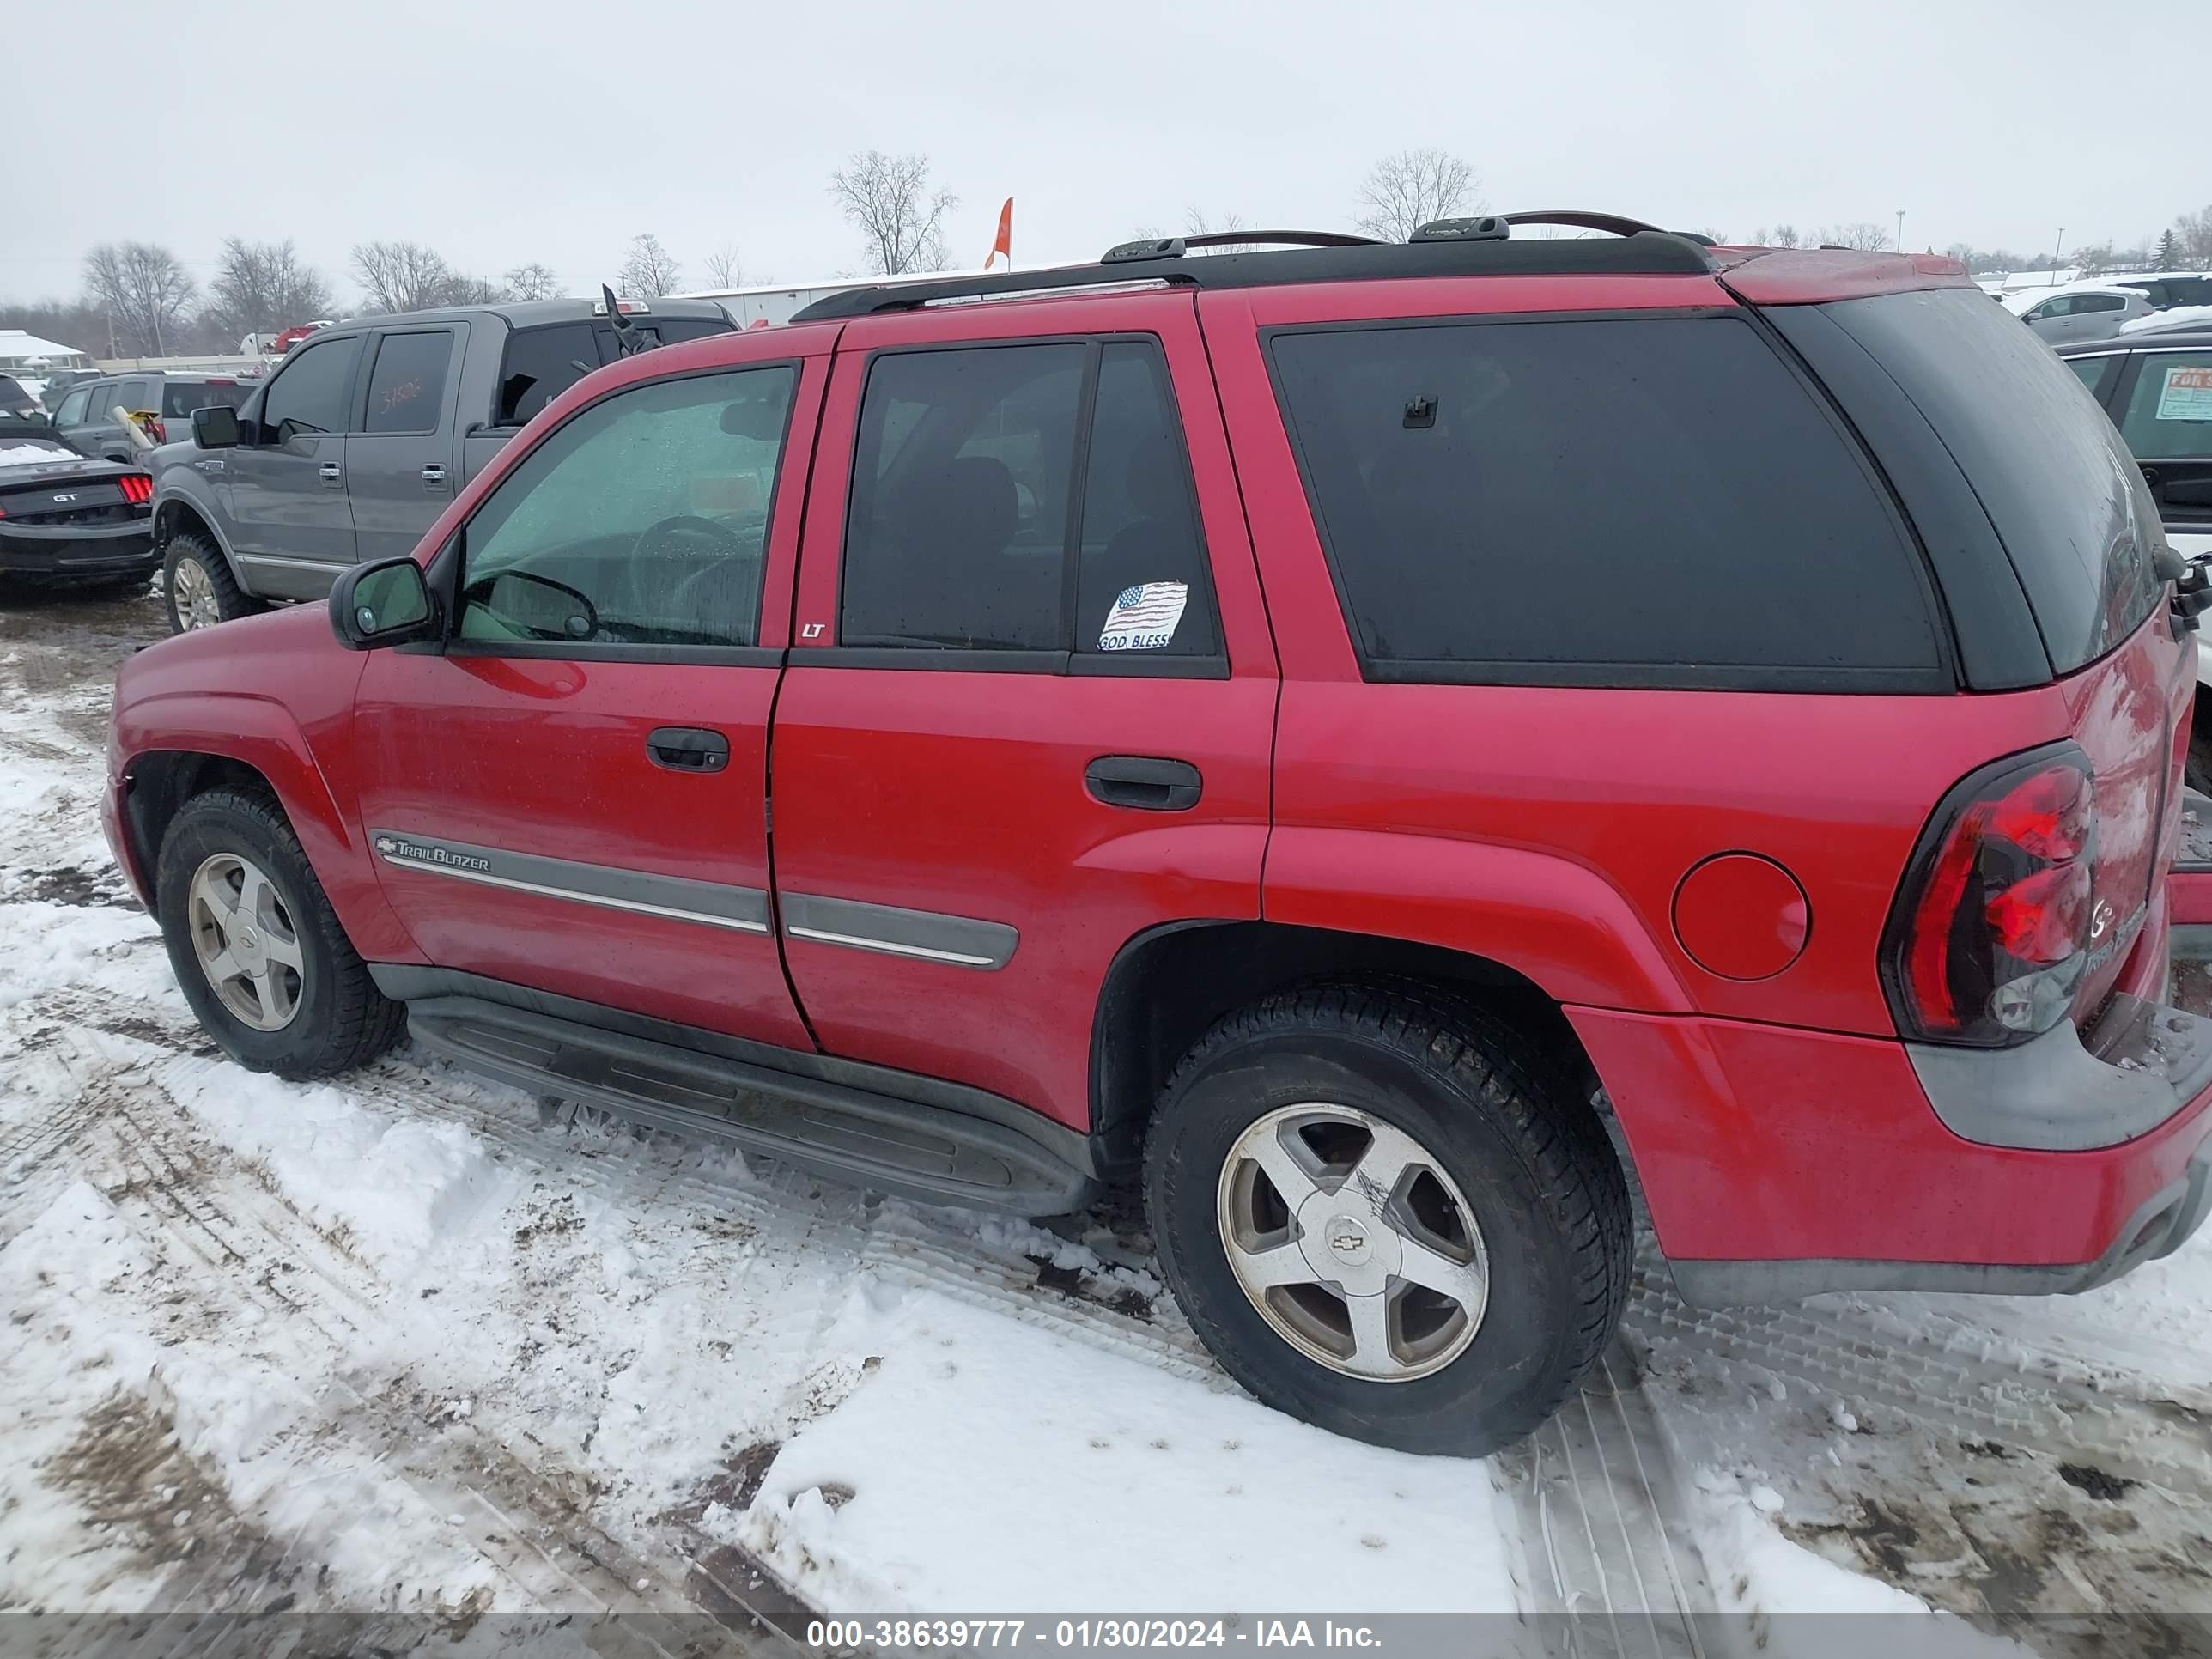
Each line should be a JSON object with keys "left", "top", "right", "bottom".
{"left": 149, "top": 296, "right": 735, "bottom": 633}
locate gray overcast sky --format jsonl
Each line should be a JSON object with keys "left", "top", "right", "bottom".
{"left": 3, "top": 0, "right": 2188, "bottom": 304}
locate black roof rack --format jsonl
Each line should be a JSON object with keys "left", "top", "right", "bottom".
{"left": 789, "top": 231, "right": 1715, "bottom": 322}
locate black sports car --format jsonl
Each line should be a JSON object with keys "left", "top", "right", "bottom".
{"left": 0, "top": 415, "right": 157, "bottom": 591}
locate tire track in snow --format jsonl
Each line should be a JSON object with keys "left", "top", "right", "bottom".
{"left": 7, "top": 1018, "right": 804, "bottom": 1644}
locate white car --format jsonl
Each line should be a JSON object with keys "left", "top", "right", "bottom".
{"left": 2010, "top": 284, "right": 2156, "bottom": 343}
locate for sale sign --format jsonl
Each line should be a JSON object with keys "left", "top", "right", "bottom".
{"left": 2156, "top": 364, "right": 2212, "bottom": 421}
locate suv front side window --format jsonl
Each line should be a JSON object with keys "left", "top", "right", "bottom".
{"left": 258, "top": 335, "right": 361, "bottom": 442}
{"left": 53, "top": 386, "right": 92, "bottom": 426}
{"left": 456, "top": 363, "right": 797, "bottom": 652}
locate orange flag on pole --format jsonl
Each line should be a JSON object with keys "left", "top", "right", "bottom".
{"left": 984, "top": 198, "right": 1014, "bottom": 270}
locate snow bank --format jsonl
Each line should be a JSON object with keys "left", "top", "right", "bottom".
{"left": 2121, "top": 304, "right": 2212, "bottom": 335}
{"left": 725, "top": 1285, "right": 1525, "bottom": 1613}
{"left": 162, "top": 1061, "right": 518, "bottom": 1280}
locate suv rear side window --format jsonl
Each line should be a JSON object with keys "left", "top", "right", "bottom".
{"left": 1819, "top": 287, "right": 2163, "bottom": 675}
{"left": 842, "top": 337, "right": 1219, "bottom": 662}
{"left": 2118, "top": 352, "right": 2212, "bottom": 460}
{"left": 1267, "top": 316, "right": 1942, "bottom": 688}
{"left": 363, "top": 331, "right": 453, "bottom": 434}
{"left": 458, "top": 364, "right": 797, "bottom": 652}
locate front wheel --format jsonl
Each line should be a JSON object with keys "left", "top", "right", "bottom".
{"left": 1145, "top": 984, "right": 1632, "bottom": 1457}
{"left": 155, "top": 787, "right": 404, "bottom": 1078}
{"left": 162, "top": 532, "right": 264, "bottom": 634}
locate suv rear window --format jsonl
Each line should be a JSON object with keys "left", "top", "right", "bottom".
{"left": 162, "top": 380, "right": 248, "bottom": 418}
{"left": 1816, "top": 287, "right": 2164, "bottom": 676}
{"left": 1266, "top": 316, "right": 1943, "bottom": 689}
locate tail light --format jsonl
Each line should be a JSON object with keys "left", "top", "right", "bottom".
{"left": 118, "top": 474, "right": 153, "bottom": 505}
{"left": 1881, "top": 744, "right": 2098, "bottom": 1047}
{"left": 151, "top": 420, "right": 167, "bottom": 443}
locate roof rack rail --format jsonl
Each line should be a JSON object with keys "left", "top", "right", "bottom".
{"left": 1106, "top": 229, "right": 1382, "bottom": 264}
{"left": 789, "top": 230, "right": 1715, "bottom": 323}
{"left": 1503, "top": 210, "right": 1668, "bottom": 237}
{"left": 1502, "top": 210, "right": 1719, "bottom": 246}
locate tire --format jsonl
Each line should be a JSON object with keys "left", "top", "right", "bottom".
{"left": 2187, "top": 723, "right": 2212, "bottom": 799}
{"left": 1144, "top": 982, "right": 1632, "bottom": 1457}
{"left": 155, "top": 786, "right": 405, "bottom": 1079}
{"left": 162, "top": 532, "right": 264, "bottom": 634}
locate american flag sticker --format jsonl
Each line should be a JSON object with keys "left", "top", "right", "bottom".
{"left": 1098, "top": 581, "right": 1188, "bottom": 651}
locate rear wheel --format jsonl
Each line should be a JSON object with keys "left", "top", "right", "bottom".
{"left": 155, "top": 787, "right": 404, "bottom": 1078}
{"left": 162, "top": 532, "right": 263, "bottom": 634}
{"left": 1145, "top": 983, "right": 1632, "bottom": 1456}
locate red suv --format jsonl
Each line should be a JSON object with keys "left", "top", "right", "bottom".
{"left": 102, "top": 217, "right": 2212, "bottom": 1456}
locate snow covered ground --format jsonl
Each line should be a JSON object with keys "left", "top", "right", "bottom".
{"left": 2, "top": 589, "right": 2208, "bottom": 1654}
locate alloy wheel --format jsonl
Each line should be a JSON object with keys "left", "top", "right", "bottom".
{"left": 186, "top": 852, "right": 304, "bottom": 1030}
{"left": 173, "top": 556, "right": 222, "bottom": 629}
{"left": 1215, "top": 1102, "right": 1489, "bottom": 1381}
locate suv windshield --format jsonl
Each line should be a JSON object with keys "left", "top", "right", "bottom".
{"left": 1817, "top": 287, "right": 2165, "bottom": 675}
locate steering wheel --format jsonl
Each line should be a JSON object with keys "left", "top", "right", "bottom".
{"left": 632, "top": 514, "right": 744, "bottom": 561}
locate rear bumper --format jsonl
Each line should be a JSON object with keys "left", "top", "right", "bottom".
{"left": 1571, "top": 986, "right": 2212, "bottom": 1304}
{"left": 0, "top": 520, "right": 156, "bottom": 575}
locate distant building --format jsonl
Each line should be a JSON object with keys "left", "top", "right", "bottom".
{"left": 0, "top": 329, "right": 93, "bottom": 375}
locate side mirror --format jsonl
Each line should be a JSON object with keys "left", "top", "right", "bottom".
{"left": 330, "top": 557, "right": 439, "bottom": 650}
{"left": 193, "top": 404, "right": 240, "bottom": 448}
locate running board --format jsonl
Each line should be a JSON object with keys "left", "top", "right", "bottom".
{"left": 405, "top": 996, "right": 1094, "bottom": 1217}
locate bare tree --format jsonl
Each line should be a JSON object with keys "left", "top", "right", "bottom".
{"left": 1353, "top": 149, "right": 1480, "bottom": 242}
{"left": 1817, "top": 222, "right": 1893, "bottom": 252}
{"left": 350, "top": 240, "right": 457, "bottom": 313}
{"left": 830, "top": 151, "right": 957, "bottom": 275}
{"left": 1183, "top": 206, "right": 1253, "bottom": 255}
{"left": 82, "top": 242, "right": 197, "bottom": 356}
{"left": 2174, "top": 205, "right": 2212, "bottom": 268}
{"left": 2071, "top": 241, "right": 2116, "bottom": 278}
{"left": 503, "top": 262, "right": 560, "bottom": 301}
{"left": 440, "top": 273, "right": 511, "bottom": 306}
{"left": 617, "top": 233, "right": 683, "bottom": 298}
{"left": 702, "top": 245, "right": 744, "bottom": 289}
{"left": 204, "top": 238, "right": 333, "bottom": 344}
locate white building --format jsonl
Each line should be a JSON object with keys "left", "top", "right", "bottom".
{"left": 0, "top": 328, "right": 94, "bottom": 376}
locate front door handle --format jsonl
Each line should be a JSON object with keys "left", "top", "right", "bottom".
{"left": 647, "top": 726, "right": 730, "bottom": 774}
{"left": 318, "top": 462, "right": 343, "bottom": 485}
{"left": 1085, "top": 755, "right": 1201, "bottom": 811}
{"left": 422, "top": 463, "right": 448, "bottom": 490}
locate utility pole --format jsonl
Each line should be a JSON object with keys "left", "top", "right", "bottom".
{"left": 2051, "top": 228, "right": 2064, "bottom": 284}
{"left": 1895, "top": 210, "right": 1905, "bottom": 252}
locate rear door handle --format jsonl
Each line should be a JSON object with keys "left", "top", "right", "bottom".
{"left": 1085, "top": 755, "right": 1201, "bottom": 811}
{"left": 647, "top": 726, "right": 731, "bottom": 773}
{"left": 421, "top": 463, "right": 448, "bottom": 490}
{"left": 318, "top": 462, "right": 343, "bottom": 485}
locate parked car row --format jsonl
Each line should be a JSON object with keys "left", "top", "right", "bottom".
{"left": 2012, "top": 271, "right": 2212, "bottom": 343}
{"left": 46, "top": 372, "right": 253, "bottom": 462}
